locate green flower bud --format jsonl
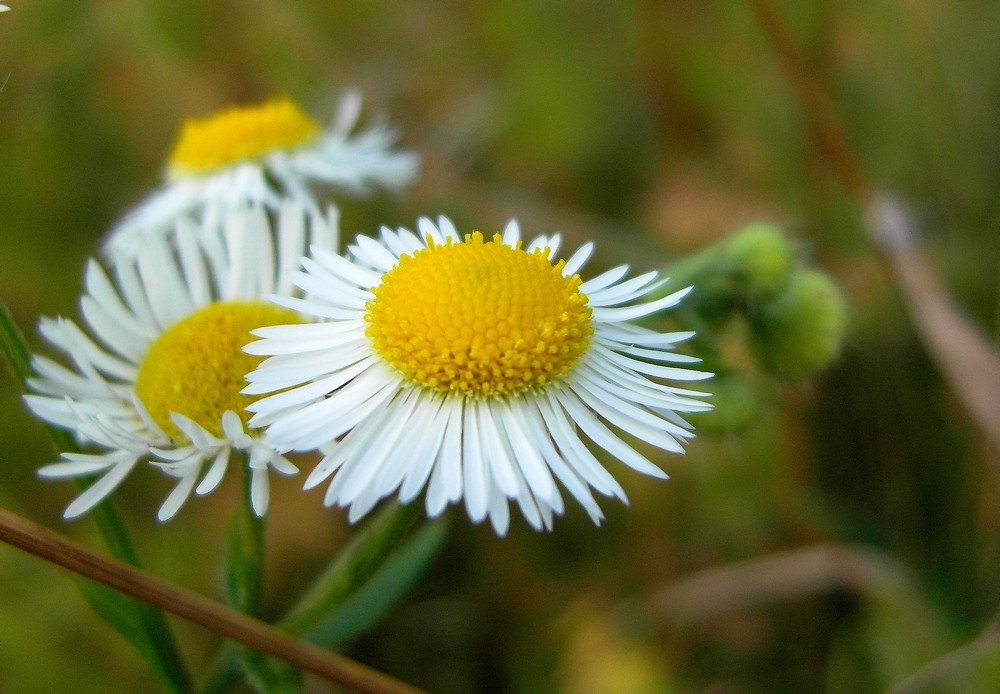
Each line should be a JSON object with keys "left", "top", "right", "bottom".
{"left": 724, "top": 223, "right": 795, "bottom": 297}
{"left": 749, "top": 268, "right": 848, "bottom": 381}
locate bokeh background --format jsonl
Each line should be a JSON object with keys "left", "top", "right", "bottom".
{"left": 1, "top": 1, "right": 999, "bottom": 692}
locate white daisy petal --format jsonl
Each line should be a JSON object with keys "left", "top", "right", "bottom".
{"left": 562, "top": 241, "right": 594, "bottom": 276}
{"left": 309, "top": 245, "right": 383, "bottom": 288}
{"left": 597, "top": 347, "right": 713, "bottom": 381}
{"left": 579, "top": 265, "right": 630, "bottom": 294}
{"left": 475, "top": 405, "right": 522, "bottom": 498}
{"left": 415, "top": 217, "right": 442, "bottom": 245}
{"left": 83, "top": 260, "right": 156, "bottom": 341}
{"left": 372, "top": 393, "right": 437, "bottom": 495}
{"left": 267, "top": 451, "right": 299, "bottom": 476}
{"left": 158, "top": 465, "right": 202, "bottom": 522}
{"left": 570, "top": 377, "right": 685, "bottom": 454}
{"left": 197, "top": 447, "right": 231, "bottom": 495}
{"left": 250, "top": 466, "right": 270, "bottom": 516}
{"left": 354, "top": 234, "right": 402, "bottom": 272}
{"left": 586, "top": 271, "right": 664, "bottom": 307}
{"left": 501, "top": 219, "right": 521, "bottom": 246}
{"left": 597, "top": 327, "right": 697, "bottom": 347}
{"left": 112, "top": 257, "right": 157, "bottom": 329}
{"left": 554, "top": 389, "right": 669, "bottom": 479}
{"left": 436, "top": 215, "right": 461, "bottom": 241}
{"left": 62, "top": 457, "right": 139, "bottom": 519}
{"left": 297, "top": 257, "right": 372, "bottom": 302}
{"left": 486, "top": 485, "right": 512, "bottom": 536}
{"left": 400, "top": 396, "right": 453, "bottom": 505}
{"left": 266, "top": 372, "right": 398, "bottom": 451}
{"left": 492, "top": 402, "right": 560, "bottom": 506}
{"left": 438, "top": 400, "right": 466, "bottom": 504}
{"left": 515, "top": 402, "right": 605, "bottom": 524}
{"left": 27, "top": 359, "right": 112, "bottom": 400}
{"left": 137, "top": 234, "right": 193, "bottom": 327}
{"left": 536, "top": 393, "right": 628, "bottom": 501}
{"left": 38, "top": 458, "right": 118, "bottom": 479}
{"left": 618, "top": 344, "right": 703, "bottom": 364}
{"left": 589, "top": 286, "right": 694, "bottom": 323}
{"left": 462, "top": 402, "right": 490, "bottom": 523}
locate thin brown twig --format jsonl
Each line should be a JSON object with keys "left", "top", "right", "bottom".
{"left": 744, "top": 0, "right": 871, "bottom": 202}
{"left": 0, "top": 508, "right": 427, "bottom": 694}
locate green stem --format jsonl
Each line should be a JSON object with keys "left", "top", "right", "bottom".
{"left": 226, "top": 463, "right": 265, "bottom": 617}
{"left": 280, "top": 500, "right": 423, "bottom": 635}
{"left": 223, "top": 462, "right": 303, "bottom": 693}
{"left": 653, "top": 243, "right": 730, "bottom": 299}
{"left": 0, "top": 299, "right": 192, "bottom": 693}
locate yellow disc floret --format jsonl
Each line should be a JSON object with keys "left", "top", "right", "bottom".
{"left": 365, "top": 232, "right": 593, "bottom": 398}
{"left": 135, "top": 301, "right": 299, "bottom": 440}
{"left": 167, "top": 98, "right": 320, "bottom": 179}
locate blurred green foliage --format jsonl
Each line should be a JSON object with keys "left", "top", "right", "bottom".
{"left": 1, "top": 1, "right": 999, "bottom": 692}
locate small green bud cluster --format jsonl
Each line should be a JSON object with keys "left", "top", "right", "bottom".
{"left": 657, "top": 222, "right": 848, "bottom": 432}
{"left": 718, "top": 223, "right": 847, "bottom": 382}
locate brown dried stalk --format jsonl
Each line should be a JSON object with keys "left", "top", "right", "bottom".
{"left": 626, "top": 544, "right": 931, "bottom": 631}
{"left": 0, "top": 508, "right": 426, "bottom": 694}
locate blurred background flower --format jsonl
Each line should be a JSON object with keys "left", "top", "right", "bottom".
{"left": 1, "top": 2, "right": 998, "bottom": 692}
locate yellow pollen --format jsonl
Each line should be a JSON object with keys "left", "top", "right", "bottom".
{"left": 135, "top": 301, "right": 299, "bottom": 440}
{"left": 365, "top": 232, "right": 593, "bottom": 398}
{"left": 166, "top": 98, "right": 320, "bottom": 178}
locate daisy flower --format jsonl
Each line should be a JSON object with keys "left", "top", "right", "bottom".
{"left": 104, "top": 91, "right": 416, "bottom": 260}
{"left": 25, "top": 201, "right": 338, "bottom": 520}
{"left": 244, "top": 217, "right": 712, "bottom": 535}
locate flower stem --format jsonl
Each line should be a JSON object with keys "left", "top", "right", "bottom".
{"left": 226, "top": 463, "right": 266, "bottom": 617}
{"left": 280, "top": 500, "right": 423, "bottom": 635}
{"left": 225, "top": 461, "right": 303, "bottom": 692}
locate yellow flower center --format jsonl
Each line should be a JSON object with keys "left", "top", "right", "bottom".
{"left": 166, "top": 98, "right": 320, "bottom": 179}
{"left": 135, "top": 301, "right": 299, "bottom": 440}
{"left": 365, "top": 232, "right": 593, "bottom": 398}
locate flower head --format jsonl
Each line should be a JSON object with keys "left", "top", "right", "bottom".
{"left": 26, "top": 201, "right": 339, "bottom": 520}
{"left": 245, "top": 217, "right": 712, "bottom": 535}
{"left": 104, "top": 92, "right": 416, "bottom": 260}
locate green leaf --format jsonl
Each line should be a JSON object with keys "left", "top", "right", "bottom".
{"left": 0, "top": 298, "right": 192, "bottom": 692}
{"left": 0, "top": 300, "right": 32, "bottom": 385}
{"left": 306, "top": 517, "right": 448, "bottom": 647}
{"left": 74, "top": 576, "right": 191, "bottom": 692}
